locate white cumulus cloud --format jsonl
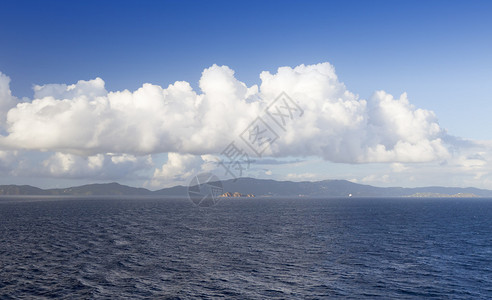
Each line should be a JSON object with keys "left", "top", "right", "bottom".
{"left": 0, "top": 63, "right": 453, "bottom": 166}
{"left": 149, "top": 153, "right": 218, "bottom": 187}
{"left": 0, "top": 72, "right": 18, "bottom": 129}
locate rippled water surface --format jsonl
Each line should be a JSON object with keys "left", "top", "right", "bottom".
{"left": 1, "top": 197, "right": 491, "bottom": 299}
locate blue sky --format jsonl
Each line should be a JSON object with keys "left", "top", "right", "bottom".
{"left": 0, "top": 0, "right": 491, "bottom": 188}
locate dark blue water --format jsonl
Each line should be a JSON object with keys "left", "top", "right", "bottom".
{"left": 1, "top": 197, "right": 491, "bottom": 299}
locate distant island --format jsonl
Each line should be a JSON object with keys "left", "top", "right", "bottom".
{"left": 0, "top": 178, "right": 491, "bottom": 198}
{"left": 407, "top": 192, "right": 479, "bottom": 198}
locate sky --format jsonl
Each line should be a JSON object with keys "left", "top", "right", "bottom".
{"left": 0, "top": 0, "right": 492, "bottom": 189}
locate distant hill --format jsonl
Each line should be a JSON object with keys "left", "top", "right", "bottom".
{"left": 0, "top": 185, "right": 48, "bottom": 195}
{"left": 0, "top": 182, "right": 151, "bottom": 196}
{"left": 47, "top": 182, "right": 153, "bottom": 196}
{"left": 220, "top": 178, "right": 492, "bottom": 197}
{"left": 1, "top": 178, "right": 492, "bottom": 198}
{"left": 153, "top": 185, "right": 188, "bottom": 196}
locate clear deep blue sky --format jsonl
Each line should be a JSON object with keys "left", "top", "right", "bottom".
{"left": 1, "top": 0, "right": 491, "bottom": 139}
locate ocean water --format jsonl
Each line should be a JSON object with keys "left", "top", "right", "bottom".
{"left": 0, "top": 197, "right": 491, "bottom": 299}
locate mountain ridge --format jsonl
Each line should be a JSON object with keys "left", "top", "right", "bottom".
{"left": 1, "top": 178, "right": 491, "bottom": 197}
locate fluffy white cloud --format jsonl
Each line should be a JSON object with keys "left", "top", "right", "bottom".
{"left": 42, "top": 153, "right": 105, "bottom": 176}
{"left": 0, "top": 72, "right": 18, "bottom": 129}
{"left": 256, "top": 64, "right": 449, "bottom": 162}
{"left": 0, "top": 150, "right": 18, "bottom": 172}
{"left": 6, "top": 151, "right": 152, "bottom": 180}
{"left": 0, "top": 63, "right": 452, "bottom": 165}
{"left": 33, "top": 77, "right": 107, "bottom": 100}
{"left": 391, "top": 163, "right": 408, "bottom": 173}
{"left": 361, "top": 174, "right": 391, "bottom": 184}
{"left": 148, "top": 153, "right": 218, "bottom": 187}
{"left": 286, "top": 172, "right": 317, "bottom": 181}
{"left": 151, "top": 153, "right": 202, "bottom": 182}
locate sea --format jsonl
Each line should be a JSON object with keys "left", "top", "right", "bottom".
{"left": 0, "top": 197, "right": 491, "bottom": 299}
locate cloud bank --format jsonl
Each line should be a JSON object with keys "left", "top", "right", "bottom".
{"left": 0, "top": 63, "right": 449, "bottom": 163}
{"left": 0, "top": 63, "right": 489, "bottom": 187}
